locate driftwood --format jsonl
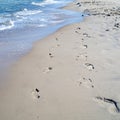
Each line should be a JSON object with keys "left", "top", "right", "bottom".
{"left": 96, "top": 96, "right": 120, "bottom": 112}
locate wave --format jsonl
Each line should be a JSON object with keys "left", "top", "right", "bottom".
{"left": 15, "top": 8, "right": 42, "bottom": 17}
{"left": 32, "top": 0, "right": 59, "bottom": 7}
{"left": 0, "top": 20, "right": 14, "bottom": 31}
{"left": 50, "top": 19, "right": 64, "bottom": 24}
{"left": 37, "top": 24, "right": 47, "bottom": 27}
{"left": 0, "top": 8, "right": 43, "bottom": 31}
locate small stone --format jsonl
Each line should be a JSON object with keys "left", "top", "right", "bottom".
{"left": 105, "top": 29, "right": 109, "bottom": 31}
{"left": 37, "top": 95, "right": 40, "bottom": 99}
{"left": 36, "top": 88, "right": 39, "bottom": 92}
{"left": 49, "top": 53, "right": 52, "bottom": 56}
{"left": 106, "top": 14, "right": 110, "bottom": 16}
{"left": 48, "top": 67, "right": 52, "bottom": 70}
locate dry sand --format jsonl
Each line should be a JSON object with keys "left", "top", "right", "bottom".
{"left": 0, "top": 0, "right": 120, "bottom": 120}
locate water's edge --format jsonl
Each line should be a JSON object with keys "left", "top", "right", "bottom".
{"left": 0, "top": 0, "right": 84, "bottom": 70}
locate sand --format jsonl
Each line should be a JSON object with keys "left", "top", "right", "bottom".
{"left": 0, "top": 0, "right": 120, "bottom": 120}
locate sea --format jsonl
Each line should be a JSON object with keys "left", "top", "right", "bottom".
{"left": 0, "top": 0, "right": 83, "bottom": 71}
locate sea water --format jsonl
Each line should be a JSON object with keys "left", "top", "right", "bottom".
{"left": 0, "top": 0, "right": 83, "bottom": 70}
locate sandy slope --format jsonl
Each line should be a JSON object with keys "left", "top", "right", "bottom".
{"left": 0, "top": 0, "right": 120, "bottom": 120}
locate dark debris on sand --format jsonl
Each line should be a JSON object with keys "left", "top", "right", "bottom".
{"left": 96, "top": 96, "right": 120, "bottom": 113}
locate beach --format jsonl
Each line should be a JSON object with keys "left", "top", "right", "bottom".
{"left": 0, "top": 0, "right": 120, "bottom": 120}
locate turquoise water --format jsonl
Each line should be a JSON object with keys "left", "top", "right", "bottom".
{"left": 0, "top": 0, "right": 83, "bottom": 70}
{"left": 0, "top": 0, "right": 73, "bottom": 30}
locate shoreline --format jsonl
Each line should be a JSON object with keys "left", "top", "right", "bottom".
{"left": 0, "top": 0, "right": 83, "bottom": 72}
{"left": 0, "top": 0, "right": 120, "bottom": 119}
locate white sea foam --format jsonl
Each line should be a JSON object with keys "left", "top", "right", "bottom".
{"left": 15, "top": 8, "right": 42, "bottom": 16}
{"left": 32, "top": 0, "right": 59, "bottom": 7}
{"left": 37, "top": 24, "right": 47, "bottom": 27}
{"left": 0, "top": 20, "right": 14, "bottom": 31}
{"left": 50, "top": 20, "right": 64, "bottom": 24}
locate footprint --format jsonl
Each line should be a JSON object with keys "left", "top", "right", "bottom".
{"left": 76, "top": 2, "right": 81, "bottom": 7}
{"left": 49, "top": 53, "right": 54, "bottom": 58}
{"left": 77, "top": 27, "right": 81, "bottom": 30}
{"left": 94, "top": 96, "right": 120, "bottom": 114}
{"left": 75, "top": 30, "right": 80, "bottom": 34}
{"left": 83, "top": 33, "right": 91, "bottom": 38}
{"left": 75, "top": 55, "right": 80, "bottom": 61}
{"left": 76, "top": 53, "right": 87, "bottom": 61}
{"left": 77, "top": 77, "right": 94, "bottom": 88}
{"left": 82, "top": 44, "right": 88, "bottom": 49}
{"left": 80, "top": 54, "right": 88, "bottom": 61}
{"left": 31, "top": 88, "right": 40, "bottom": 100}
{"left": 43, "top": 67, "right": 53, "bottom": 73}
{"left": 56, "top": 37, "right": 58, "bottom": 41}
{"left": 85, "top": 63, "right": 94, "bottom": 70}
{"left": 49, "top": 43, "right": 60, "bottom": 51}
{"left": 82, "top": 38, "right": 84, "bottom": 41}
{"left": 83, "top": 9, "right": 90, "bottom": 16}
{"left": 105, "top": 29, "right": 109, "bottom": 31}
{"left": 57, "top": 44, "right": 60, "bottom": 47}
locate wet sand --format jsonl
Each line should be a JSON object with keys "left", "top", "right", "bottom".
{"left": 0, "top": 0, "right": 120, "bottom": 120}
